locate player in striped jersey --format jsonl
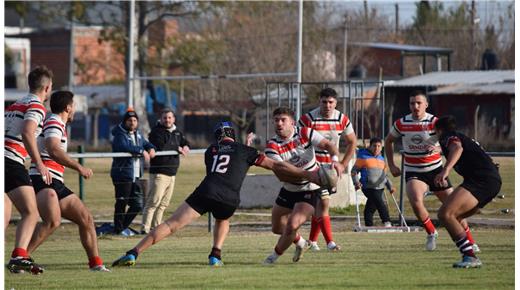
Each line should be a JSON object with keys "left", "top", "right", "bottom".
{"left": 26, "top": 91, "right": 109, "bottom": 272}
{"left": 298, "top": 88, "right": 357, "bottom": 252}
{"left": 385, "top": 91, "right": 477, "bottom": 252}
{"left": 264, "top": 107, "right": 344, "bottom": 264}
{"left": 5, "top": 66, "right": 53, "bottom": 274}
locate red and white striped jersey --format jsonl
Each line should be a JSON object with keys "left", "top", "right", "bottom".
{"left": 29, "top": 114, "right": 68, "bottom": 182}
{"left": 4, "top": 94, "right": 46, "bottom": 165}
{"left": 389, "top": 113, "right": 442, "bottom": 173}
{"left": 265, "top": 126, "right": 324, "bottom": 192}
{"left": 298, "top": 108, "right": 354, "bottom": 165}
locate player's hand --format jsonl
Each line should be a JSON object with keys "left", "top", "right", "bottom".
{"left": 148, "top": 148, "right": 156, "bottom": 159}
{"left": 389, "top": 164, "right": 401, "bottom": 177}
{"left": 332, "top": 162, "right": 345, "bottom": 176}
{"left": 79, "top": 166, "right": 93, "bottom": 179}
{"left": 37, "top": 163, "right": 52, "bottom": 185}
{"left": 246, "top": 132, "right": 256, "bottom": 146}
{"left": 389, "top": 187, "right": 396, "bottom": 195}
{"left": 434, "top": 168, "right": 449, "bottom": 188}
{"left": 354, "top": 182, "right": 362, "bottom": 190}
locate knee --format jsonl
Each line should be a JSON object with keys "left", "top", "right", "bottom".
{"left": 437, "top": 207, "right": 453, "bottom": 224}
{"left": 271, "top": 224, "right": 283, "bottom": 235}
{"left": 43, "top": 218, "right": 61, "bottom": 231}
{"left": 284, "top": 220, "right": 299, "bottom": 235}
{"left": 79, "top": 212, "right": 94, "bottom": 228}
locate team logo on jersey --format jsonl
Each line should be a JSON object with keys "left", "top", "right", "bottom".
{"left": 289, "top": 154, "right": 301, "bottom": 164}
{"left": 411, "top": 134, "right": 423, "bottom": 144}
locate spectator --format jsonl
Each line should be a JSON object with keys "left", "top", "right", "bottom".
{"left": 351, "top": 138, "right": 395, "bottom": 227}
{"left": 141, "top": 109, "right": 189, "bottom": 234}
{"left": 110, "top": 109, "right": 156, "bottom": 235}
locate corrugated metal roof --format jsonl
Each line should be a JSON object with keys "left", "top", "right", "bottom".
{"left": 351, "top": 42, "right": 453, "bottom": 53}
{"left": 428, "top": 82, "right": 515, "bottom": 95}
{"left": 386, "top": 70, "right": 514, "bottom": 87}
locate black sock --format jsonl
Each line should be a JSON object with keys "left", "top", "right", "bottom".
{"left": 126, "top": 248, "right": 139, "bottom": 259}
{"left": 209, "top": 247, "right": 221, "bottom": 260}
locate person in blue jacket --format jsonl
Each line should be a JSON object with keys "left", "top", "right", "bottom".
{"left": 110, "top": 109, "right": 156, "bottom": 235}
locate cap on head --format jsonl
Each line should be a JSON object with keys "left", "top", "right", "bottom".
{"left": 214, "top": 121, "right": 235, "bottom": 142}
{"left": 123, "top": 108, "right": 139, "bottom": 123}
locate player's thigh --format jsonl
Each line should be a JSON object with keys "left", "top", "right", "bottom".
{"left": 406, "top": 179, "right": 428, "bottom": 205}
{"left": 59, "top": 195, "right": 93, "bottom": 226}
{"left": 434, "top": 187, "right": 453, "bottom": 203}
{"left": 271, "top": 204, "right": 291, "bottom": 229}
{"left": 288, "top": 202, "right": 314, "bottom": 227}
{"left": 8, "top": 185, "right": 38, "bottom": 215}
{"left": 438, "top": 186, "right": 479, "bottom": 220}
{"left": 36, "top": 188, "right": 62, "bottom": 223}
{"left": 164, "top": 202, "right": 201, "bottom": 228}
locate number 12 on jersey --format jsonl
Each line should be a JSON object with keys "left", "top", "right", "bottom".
{"left": 211, "top": 154, "right": 230, "bottom": 173}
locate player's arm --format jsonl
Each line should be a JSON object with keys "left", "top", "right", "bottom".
{"left": 22, "top": 119, "right": 52, "bottom": 184}
{"left": 434, "top": 140, "right": 463, "bottom": 186}
{"left": 45, "top": 137, "right": 93, "bottom": 179}
{"left": 341, "top": 132, "right": 357, "bottom": 168}
{"left": 316, "top": 138, "right": 344, "bottom": 175}
{"left": 384, "top": 133, "right": 400, "bottom": 177}
{"left": 256, "top": 154, "right": 319, "bottom": 184}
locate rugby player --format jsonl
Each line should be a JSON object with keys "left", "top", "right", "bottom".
{"left": 27, "top": 91, "right": 110, "bottom": 272}
{"left": 112, "top": 121, "right": 336, "bottom": 267}
{"left": 385, "top": 91, "right": 477, "bottom": 251}
{"left": 5, "top": 66, "right": 53, "bottom": 274}
{"left": 299, "top": 88, "right": 356, "bottom": 251}
{"left": 264, "top": 107, "right": 344, "bottom": 264}
{"left": 434, "top": 116, "right": 501, "bottom": 268}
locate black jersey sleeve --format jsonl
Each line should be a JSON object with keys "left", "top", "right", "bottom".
{"left": 243, "top": 144, "right": 261, "bottom": 166}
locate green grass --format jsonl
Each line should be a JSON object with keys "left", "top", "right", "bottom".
{"left": 4, "top": 225, "right": 514, "bottom": 289}
{"left": 48, "top": 155, "right": 514, "bottom": 221}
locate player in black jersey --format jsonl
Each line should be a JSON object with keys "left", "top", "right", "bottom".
{"left": 112, "top": 122, "right": 335, "bottom": 267}
{"left": 433, "top": 116, "right": 502, "bottom": 268}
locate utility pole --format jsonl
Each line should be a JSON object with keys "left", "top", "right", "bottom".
{"left": 126, "top": 0, "right": 136, "bottom": 108}
{"left": 470, "top": 0, "right": 478, "bottom": 69}
{"left": 395, "top": 3, "right": 399, "bottom": 35}
{"left": 343, "top": 14, "right": 348, "bottom": 81}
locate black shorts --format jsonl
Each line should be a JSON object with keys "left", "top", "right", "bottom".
{"left": 275, "top": 187, "right": 320, "bottom": 210}
{"left": 405, "top": 167, "right": 452, "bottom": 192}
{"left": 461, "top": 175, "right": 502, "bottom": 208}
{"left": 185, "top": 192, "right": 237, "bottom": 220}
{"left": 30, "top": 175, "right": 74, "bottom": 200}
{"left": 5, "top": 157, "right": 32, "bottom": 193}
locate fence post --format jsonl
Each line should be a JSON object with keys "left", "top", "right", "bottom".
{"left": 78, "top": 145, "right": 85, "bottom": 200}
{"left": 208, "top": 213, "right": 213, "bottom": 233}
{"left": 399, "top": 151, "right": 405, "bottom": 226}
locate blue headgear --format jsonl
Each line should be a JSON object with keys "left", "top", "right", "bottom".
{"left": 214, "top": 121, "right": 236, "bottom": 142}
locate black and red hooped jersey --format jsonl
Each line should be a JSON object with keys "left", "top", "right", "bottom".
{"left": 389, "top": 113, "right": 442, "bottom": 173}
{"left": 5, "top": 94, "right": 46, "bottom": 165}
{"left": 29, "top": 114, "right": 68, "bottom": 182}
{"left": 265, "top": 126, "right": 324, "bottom": 192}
{"left": 298, "top": 108, "right": 354, "bottom": 165}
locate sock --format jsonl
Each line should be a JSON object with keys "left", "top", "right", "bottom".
{"left": 455, "top": 235, "right": 475, "bottom": 257}
{"left": 274, "top": 246, "right": 284, "bottom": 256}
{"left": 422, "top": 218, "right": 437, "bottom": 235}
{"left": 320, "top": 215, "right": 334, "bottom": 244}
{"left": 12, "top": 248, "right": 29, "bottom": 258}
{"left": 126, "top": 248, "right": 139, "bottom": 259}
{"left": 309, "top": 216, "right": 321, "bottom": 242}
{"left": 209, "top": 247, "right": 221, "bottom": 260}
{"left": 464, "top": 226, "right": 475, "bottom": 244}
{"left": 88, "top": 256, "right": 103, "bottom": 268}
{"left": 293, "top": 234, "right": 307, "bottom": 248}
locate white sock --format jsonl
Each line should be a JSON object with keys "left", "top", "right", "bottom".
{"left": 296, "top": 236, "right": 307, "bottom": 248}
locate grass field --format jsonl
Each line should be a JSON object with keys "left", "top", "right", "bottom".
{"left": 5, "top": 154, "right": 515, "bottom": 289}
{"left": 4, "top": 225, "right": 515, "bottom": 289}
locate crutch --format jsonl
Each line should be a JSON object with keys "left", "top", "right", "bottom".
{"left": 388, "top": 191, "right": 409, "bottom": 228}
{"left": 354, "top": 186, "right": 362, "bottom": 229}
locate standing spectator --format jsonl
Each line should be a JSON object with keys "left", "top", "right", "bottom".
{"left": 298, "top": 88, "right": 357, "bottom": 252}
{"left": 351, "top": 138, "right": 395, "bottom": 227}
{"left": 4, "top": 66, "right": 53, "bottom": 274}
{"left": 110, "top": 109, "right": 156, "bottom": 235}
{"left": 141, "top": 109, "right": 190, "bottom": 234}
